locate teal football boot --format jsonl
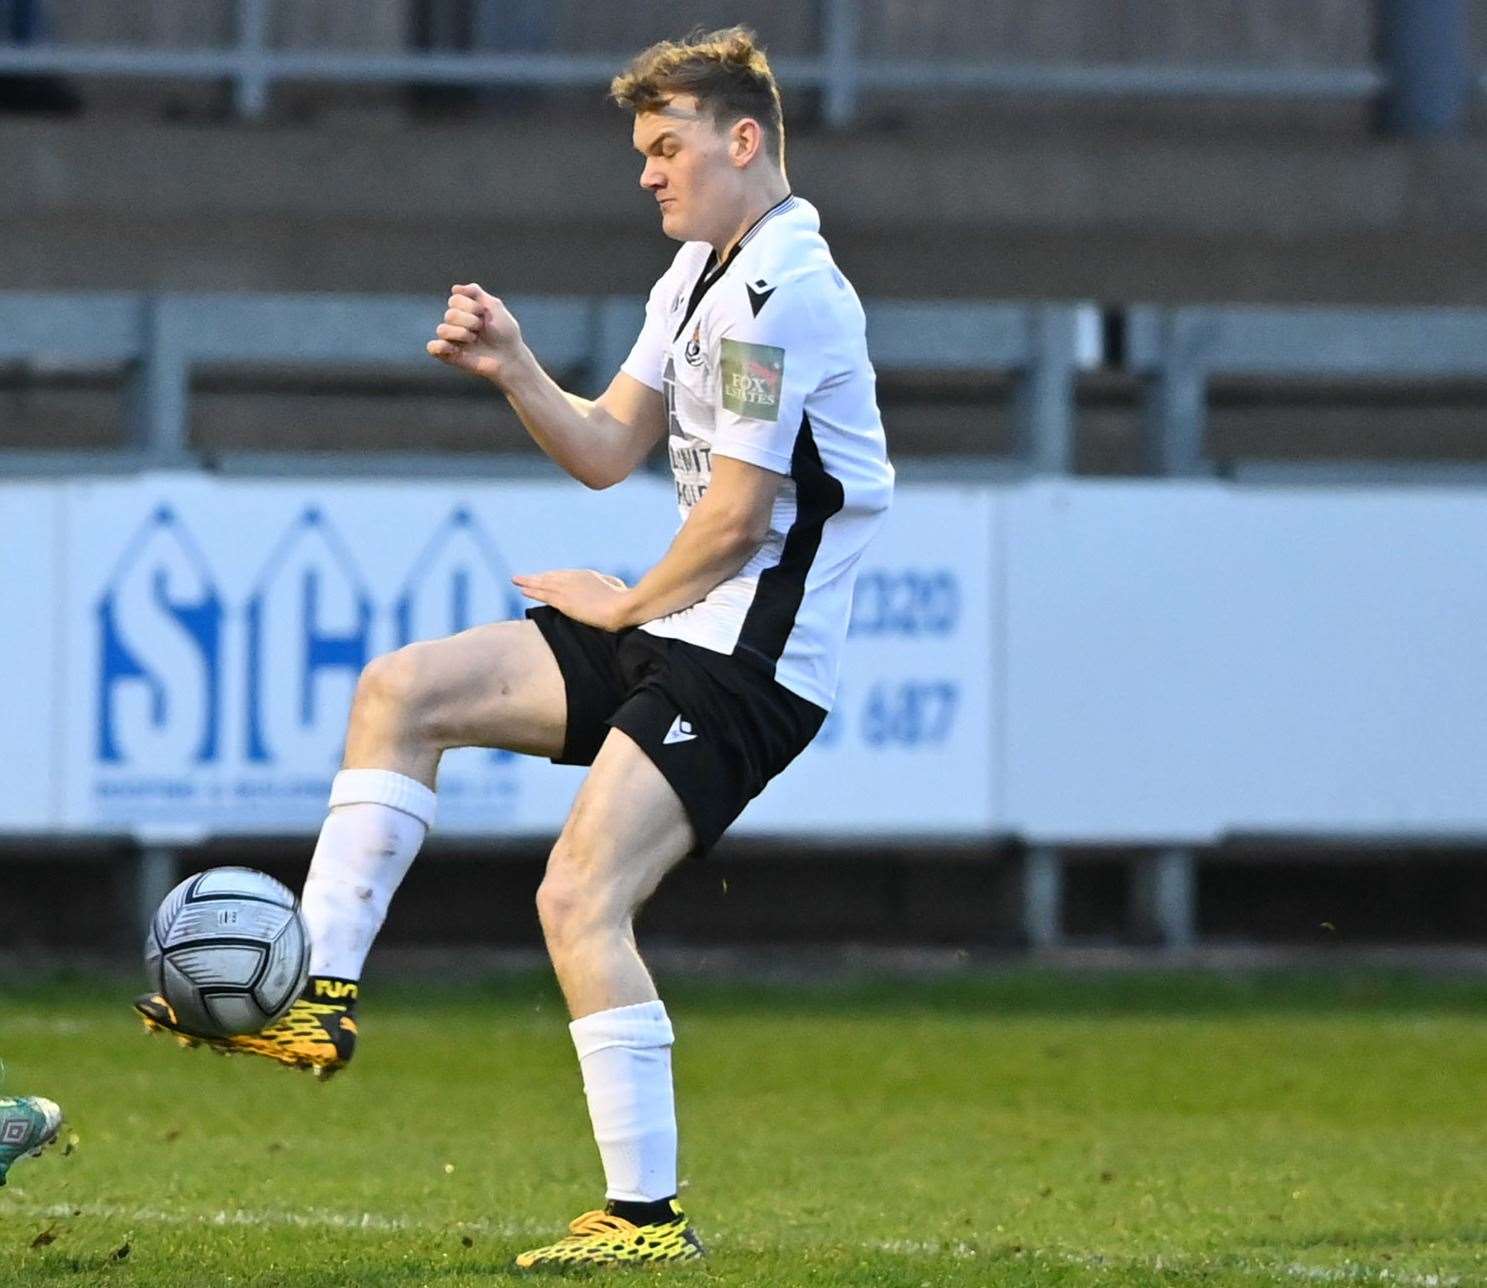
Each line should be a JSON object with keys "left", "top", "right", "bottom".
{"left": 0, "top": 1096, "right": 64, "bottom": 1186}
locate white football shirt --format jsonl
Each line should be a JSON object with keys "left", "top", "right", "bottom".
{"left": 621, "top": 195, "right": 894, "bottom": 711}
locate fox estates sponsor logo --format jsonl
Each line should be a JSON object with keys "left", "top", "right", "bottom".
{"left": 720, "top": 339, "right": 785, "bottom": 422}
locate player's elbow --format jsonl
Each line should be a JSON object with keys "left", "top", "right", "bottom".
{"left": 575, "top": 462, "right": 629, "bottom": 490}
{"left": 742, "top": 512, "right": 773, "bottom": 549}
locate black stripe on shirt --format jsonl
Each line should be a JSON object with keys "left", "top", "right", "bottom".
{"left": 733, "top": 412, "right": 845, "bottom": 676}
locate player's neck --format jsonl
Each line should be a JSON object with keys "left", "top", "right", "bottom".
{"left": 713, "top": 178, "right": 792, "bottom": 261}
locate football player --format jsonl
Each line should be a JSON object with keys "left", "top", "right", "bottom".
{"left": 137, "top": 26, "right": 893, "bottom": 1268}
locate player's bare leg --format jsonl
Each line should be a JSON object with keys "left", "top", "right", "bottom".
{"left": 538, "top": 729, "right": 693, "bottom": 1016}
{"left": 340, "top": 618, "right": 568, "bottom": 787}
{"left": 138, "top": 620, "right": 568, "bottom": 1075}
{"left": 518, "top": 729, "right": 705, "bottom": 1267}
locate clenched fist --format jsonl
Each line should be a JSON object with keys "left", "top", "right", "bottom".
{"left": 426, "top": 283, "right": 524, "bottom": 383}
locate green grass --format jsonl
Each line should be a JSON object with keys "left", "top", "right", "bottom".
{"left": 2, "top": 969, "right": 1486, "bottom": 1285}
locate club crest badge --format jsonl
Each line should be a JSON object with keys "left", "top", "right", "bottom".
{"left": 683, "top": 320, "right": 705, "bottom": 368}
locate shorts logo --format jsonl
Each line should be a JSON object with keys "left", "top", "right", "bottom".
{"left": 663, "top": 715, "right": 698, "bottom": 745}
{"left": 720, "top": 339, "right": 784, "bottom": 422}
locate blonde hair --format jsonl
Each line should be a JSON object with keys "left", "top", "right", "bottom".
{"left": 610, "top": 26, "right": 784, "bottom": 161}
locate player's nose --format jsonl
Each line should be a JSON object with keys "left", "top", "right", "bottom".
{"left": 640, "top": 160, "right": 665, "bottom": 191}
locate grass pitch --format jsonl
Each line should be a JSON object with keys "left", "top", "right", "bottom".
{"left": 2, "top": 969, "right": 1485, "bottom": 1286}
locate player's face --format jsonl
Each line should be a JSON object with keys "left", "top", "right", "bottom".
{"left": 633, "top": 97, "right": 737, "bottom": 244}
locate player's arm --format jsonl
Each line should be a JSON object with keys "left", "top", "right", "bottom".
{"left": 427, "top": 283, "right": 664, "bottom": 489}
{"left": 513, "top": 455, "right": 782, "bottom": 631}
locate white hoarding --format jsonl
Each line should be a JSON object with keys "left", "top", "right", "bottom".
{"left": 1004, "top": 481, "right": 1487, "bottom": 842}
{"left": 0, "top": 485, "right": 63, "bottom": 831}
{"left": 50, "top": 473, "right": 997, "bottom": 839}
{"left": 13, "top": 472, "right": 1487, "bottom": 846}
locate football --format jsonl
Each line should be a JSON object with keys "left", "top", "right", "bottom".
{"left": 144, "top": 867, "right": 310, "bottom": 1038}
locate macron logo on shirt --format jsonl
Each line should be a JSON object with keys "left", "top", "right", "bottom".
{"left": 746, "top": 280, "right": 776, "bottom": 316}
{"left": 663, "top": 716, "right": 699, "bottom": 745}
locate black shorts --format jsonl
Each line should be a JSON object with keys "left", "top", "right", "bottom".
{"left": 526, "top": 606, "right": 826, "bottom": 855}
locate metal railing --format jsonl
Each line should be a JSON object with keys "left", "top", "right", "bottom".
{"left": 0, "top": 0, "right": 1468, "bottom": 130}
{"left": 1126, "top": 305, "right": 1487, "bottom": 477}
{"left": 0, "top": 291, "right": 1099, "bottom": 476}
{"left": 14, "top": 293, "right": 1487, "bottom": 481}
{"left": 0, "top": 43, "right": 1393, "bottom": 124}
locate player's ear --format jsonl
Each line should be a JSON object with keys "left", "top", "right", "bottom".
{"left": 730, "top": 117, "right": 763, "bottom": 167}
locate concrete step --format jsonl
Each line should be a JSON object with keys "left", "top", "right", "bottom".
{"left": 5, "top": 117, "right": 1487, "bottom": 303}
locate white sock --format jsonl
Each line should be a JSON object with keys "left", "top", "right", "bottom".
{"left": 300, "top": 769, "right": 436, "bottom": 981}
{"left": 569, "top": 1000, "right": 678, "bottom": 1203}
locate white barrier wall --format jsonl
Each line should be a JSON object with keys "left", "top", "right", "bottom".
{"left": 0, "top": 484, "right": 63, "bottom": 831}
{"left": 3, "top": 473, "right": 1485, "bottom": 844}
{"left": 1005, "top": 482, "right": 1487, "bottom": 843}
{"left": 5, "top": 473, "right": 995, "bottom": 839}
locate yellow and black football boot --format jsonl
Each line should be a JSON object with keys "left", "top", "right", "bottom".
{"left": 514, "top": 1200, "right": 705, "bottom": 1269}
{"left": 134, "top": 976, "right": 358, "bottom": 1080}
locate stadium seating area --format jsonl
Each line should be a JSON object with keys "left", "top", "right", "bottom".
{"left": 5, "top": 2, "right": 1487, "bottom": 469}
